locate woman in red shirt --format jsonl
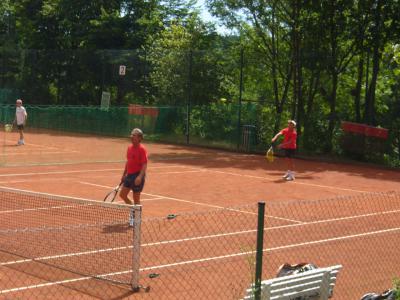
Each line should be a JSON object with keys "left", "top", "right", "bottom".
{"left": 271, "top": 120, "right": 297, "bottom": 181}
{"left": 119, "top": 128, "right": 148, "bottom": 205}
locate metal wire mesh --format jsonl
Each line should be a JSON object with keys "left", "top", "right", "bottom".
{"left": 260, "top": 191, "right": 400, "bottom": 299}
{"left": 138, "top": 205, "right": 259, "bottom": 300}
{"left": 0, "top": 187, "right": 142, "bottom": 299}
{"left": 1, "top": 190, "right": 400, "bottom": 299}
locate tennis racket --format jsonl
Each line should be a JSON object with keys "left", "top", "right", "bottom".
{"left": 103, "top": 182, "right": 123, "bottom": 203}
{"left": 265, "top": 145, "right": 274, "bottom": 162}
{"left": 4, "top": 124, "right": 13, "bottom": 132}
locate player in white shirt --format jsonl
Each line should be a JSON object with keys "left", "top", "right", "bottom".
{"left": 14, "top": 99, "right": 28, "bottom": 145}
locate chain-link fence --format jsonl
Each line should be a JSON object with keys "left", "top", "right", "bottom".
{"left": 0, "top": 186, "right": 143, "bottom": 299}
{"left": 2, "top": 190, "right": 400, "bottom": 299}
{"left": 0, "top": 103, "right": 262, "bottom": 157}
{"left": 0, "top": 48, "right": 398, "bottom": 165}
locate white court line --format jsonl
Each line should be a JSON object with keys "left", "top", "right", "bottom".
{"left": 3, "top": 139, "right": 61, "bottom": 150}
{"left": 151, "top": 169, "right": 207, "bottom": 175}
{"left": 0, "top": 168, "right": 121, "bottom": 177}
{"left": 2, "top": 223, "right": 400, "bottom": 295}
{"left": 0, "top": 164, "right": 369, "bottom": 194}
{"left": 209, "top": 169, "right": 371, "bottom": 193}
{"left": 141, "top": 197, "right": 167, "bottom": 202}
{"left": 3, "top": 207, "right": 400, "bottom": 267}
{"left": 0, "top": 151, "right": 78, "bottom": 157}
{"left": 140, "top": 225, "right": 400, "bottom": 272}
{"left": 80, "top": 181, "right": 299, "bottom": 223}
{"left": 79, "top": 181, "right": 259, "bottom": 217}
{"left": 0, "top": 205, "right": 79, "bottom": 214}
{"left": 0, "top": 166, "right": 195, "bottom": 178}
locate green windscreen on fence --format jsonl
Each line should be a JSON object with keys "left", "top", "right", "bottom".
{"left": 1, "top": 103, "right": 262, "bottom": 151}
{"left": 0, "top": 103, "right": 264, "bottom": 166}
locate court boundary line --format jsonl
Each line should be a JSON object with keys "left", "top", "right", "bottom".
{"left": 0, "top": 151, "right": 79, "bottom": 157}
{"left": 3, "top": 207, "right": 400, "bottom": 267}
{"left": 208, "top": 169, "right": 371, "bottom": 193}
{"left": 0, "top": 164, "right": 373, "bottom": 194}
{"left": 2, "top": 223, "right": 400, "bottom": 295}
{"left": 3, "top": 139, "right": 64, "bottom": 150}
{"left": 0, "top": 186, "right": 133, "bottom": 209}
{"left": 0, "top": 168, "right": 121, "bottom": 177}
{"left": 79, "top": 181, "right": 261, "bottom": 217}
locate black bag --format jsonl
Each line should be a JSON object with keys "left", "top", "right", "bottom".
{"left": 360, "top": 289, "right": 397, "bottom": 300}
{"left": 276, "top": 262, "right": 318, "bottom": 277}
{"left": 275, "top": 263, "right": 320, "bottom": 300}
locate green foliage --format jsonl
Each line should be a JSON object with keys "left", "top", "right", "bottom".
{"left": 393, "top": 277, "right": 400, "bottom": 299}
{"left": 189, "top": 103, "right": 239, "bottom": 141}
{"left": 1, "top": 0, "right": 400, "bottom": 165}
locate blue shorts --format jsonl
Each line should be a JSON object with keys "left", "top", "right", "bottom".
{"left": 283, "top": 149, "right": 296, "bottom": 158}
{"left": 123, "top": 172, "right": 145, "bottom": 193}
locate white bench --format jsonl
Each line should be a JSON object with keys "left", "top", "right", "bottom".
{"left": 243, "top": 265, "right": 342, "bottom": 300}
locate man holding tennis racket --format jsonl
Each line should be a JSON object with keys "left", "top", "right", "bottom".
{"left": 119, "top": 128, "right": 148, "bottom": 205}
{"left": 14, "top": 99, "right": 28, "bottom": 145}
{"left": 271, "top": 120, "right": 297, "bottom": 181}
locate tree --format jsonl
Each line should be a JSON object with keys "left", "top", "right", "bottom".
{"left": 145, "top": 13, "right": 222, "bottom": 105}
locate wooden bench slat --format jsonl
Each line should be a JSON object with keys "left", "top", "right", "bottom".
{"left": 242, "top": 265, "right": 342, "bottom": 300}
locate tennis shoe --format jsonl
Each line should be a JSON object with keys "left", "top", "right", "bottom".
{"left": 286, "top": 174, "right": 294, "bottom": 181}
{"left": 282, "top": 172, "right": 289, "bottom": 179}
{"left": 17, "top": 140, "right": 22, "bottom": 146}
{"left": 129, "top": 211, "right": 135, "bottom": 227}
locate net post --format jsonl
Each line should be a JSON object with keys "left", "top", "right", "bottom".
{"left": 254, "top": 201, "right": 265, "bottom": 300}
{"left": 131, "top": 205, "right": 142, "bottom": 291}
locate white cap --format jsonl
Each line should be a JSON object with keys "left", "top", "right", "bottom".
{"left": 131, "top": 128, "right": 143, "bottom": 137}
{"left": 288, "top": 120, "right": 296, "bottom": 127}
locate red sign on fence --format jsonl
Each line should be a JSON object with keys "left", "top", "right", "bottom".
{"left": 341, "top": 121, "right": 388, "bottom": 139}
{"left": 364, "top": 126, "right": 389, "bottom": 139}
{"left": 129, "top": 105, "right": 159, "bottom": 117}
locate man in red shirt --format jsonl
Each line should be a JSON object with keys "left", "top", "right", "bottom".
{"left": 271, "top": 120, "right": 297, "bottom": 181}
{"left": 119, "top": 128, "right": 148, "bottom": 205}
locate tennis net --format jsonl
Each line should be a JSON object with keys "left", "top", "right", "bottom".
{"left": 0, "top": 186, "right": 142, "bottom": 292}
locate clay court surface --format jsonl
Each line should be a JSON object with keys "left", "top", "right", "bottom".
{"left": 2, "top": 130, "right": 399, "bottom": 211}
{"left": 1, "top": 129, "right": 400, "bottom": 299}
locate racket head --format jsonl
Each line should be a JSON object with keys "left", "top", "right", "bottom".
{"left": 4, "top": 124, "right": 13, "bottom": 132}
{"left": 265, "top": 146, "right": 274, "bottom": 162}
{"left": 103, "top": 183, "right": 122, "bottom": 203}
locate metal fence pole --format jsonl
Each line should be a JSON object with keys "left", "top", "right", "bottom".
{"left": 237, "top": 48, "right": 244, "bottom": 150}
{"left": 186, "top": 50, "right": 193, "bottom": 144}
{"left": 131, "top": 205, "right": 142, "bottom": 291}
{"left": 254, "top": 202, "right": 265, "bottom": 300}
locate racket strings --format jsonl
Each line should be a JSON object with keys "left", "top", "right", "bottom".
{"left": 104, "top": 189, "right": 118, "bottom": 203}
{"left": 266, "top": 147, "right": 274, "bottom": 162}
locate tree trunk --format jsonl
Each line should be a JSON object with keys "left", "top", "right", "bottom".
{"left": 327, "top": 71, "right": 338, "bottom": 151}
{"left": 354, "top": 55, "right": 364, "bottom": 122}
{"left": 366, "top": 45, "right": 381, "bottom": 126}
{"left": 292, "top": 0, "right": 304, "bottom": 138}
{"left": 365, "top": 0, "right": 383, "bottom": 126}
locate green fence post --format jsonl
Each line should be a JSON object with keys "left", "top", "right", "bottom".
{"left": 254, "top": 201, "right": 265, "bottom": 300}
{"left": 186, "top": 50, "right": 193, "bottom": 144}
{"left": 237, "top": 48, "right": 244, "bottom": 150}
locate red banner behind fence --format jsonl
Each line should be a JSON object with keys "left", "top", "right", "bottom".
{"left": 341, "top": 122, "right": 388, "bottom": 139}
{"left": 129, "top": 105, "right": 159, "bottom": 117}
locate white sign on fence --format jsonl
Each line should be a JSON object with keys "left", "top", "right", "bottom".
{"left": 119, "top": 65, "right": 126, "bottom": 76}
{"left": 101, "top": 91, "right": 111, "bottom": 110}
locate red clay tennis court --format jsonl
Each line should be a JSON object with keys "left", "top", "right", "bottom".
{"left": 1, "top": 129, "right": 400, "bottom": 299}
